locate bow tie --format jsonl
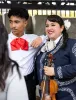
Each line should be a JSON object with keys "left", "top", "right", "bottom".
{"left": 41, "top": 40, "right": 56, "bottom": 52}
{"left": 10, "top": 38, "right": 28, "bottom": 51}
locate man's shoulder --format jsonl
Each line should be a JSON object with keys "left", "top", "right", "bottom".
{"left": 25, "top": 33, "right": 37, "bottom": 37}
{"left": 8, "top": 33, "right": 11, "bottom": 38}
{"left": 25, "top": 33, "right": 38, "bottom": 40}
{"left": 8, "top": 32, "right": 11, "bottom": 36}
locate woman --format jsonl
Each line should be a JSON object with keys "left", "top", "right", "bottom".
{"left": 0, "top": 21, "right": 28, "bottom": 100}
{"left": 36, "top": 15, "right": 76, "bottom": 100}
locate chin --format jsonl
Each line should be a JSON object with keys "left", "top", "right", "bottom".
{"left": 48, "top": 36, "right": 52, "bottom": 39}
{"left": 13, "top": 32, "right": 18, "bottom": 35}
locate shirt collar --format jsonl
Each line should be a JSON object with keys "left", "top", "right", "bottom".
{"left": 54, "top": 34, "right": 63, "bottom": 45}
{"left": 10, "top": 31, "right": 26, "bottom": 39}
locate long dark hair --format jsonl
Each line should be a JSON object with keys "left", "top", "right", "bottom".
{"left": 46, "top": 15, "right": 68, "bottom": 48}
{"left": 0, "top": 21, "right": 20, "bottom": 91}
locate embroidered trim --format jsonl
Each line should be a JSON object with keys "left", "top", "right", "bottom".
{"left": 59, "top": 87, "right": 76, "bottom": 100}
{"left": 72, "top": 43, "right": 76, "bottom": 56}
{"left": 57, "top": 66, "right": 63, "bottom": 79}
{"left": 50, "top": 37, "right": 63, "bottom": 55}
{"left": 57, "top": 76, "right": 76, "bottom": 87}
{"left": 40, "top": 52, "right": 47, "bottom": 80}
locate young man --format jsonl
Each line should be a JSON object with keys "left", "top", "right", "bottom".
{"left": 7, "top": 7, "right": 45, "bottom": 100}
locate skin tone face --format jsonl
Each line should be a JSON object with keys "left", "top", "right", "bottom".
{"left": 45, "top": 19, "right": 64, "bottom": 40}
{"left": 9, "top": 16, "right": 27, "bottom": 37}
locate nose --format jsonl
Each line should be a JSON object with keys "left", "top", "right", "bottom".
{"left": 47, "top": 27, "right": 51, "bottom": 31}
{"left": 10, "top": 22, "right": 16, "bottom": 29}
{"left": 48, "top": 26, "right": 52, "bottom": 29}
{"left": 48, "top": 26, "right": 53, "bottom": 31}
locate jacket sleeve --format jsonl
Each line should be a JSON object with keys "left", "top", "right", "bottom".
{"left": 55, "top": 42, "right": 76, "bottom": 79}
{"left": 7, "top": 69, "right": 29, "bottom": 100}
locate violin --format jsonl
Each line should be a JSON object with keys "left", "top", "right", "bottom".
{"left": 41, "top": 54, "right": 58, "bottom": 100}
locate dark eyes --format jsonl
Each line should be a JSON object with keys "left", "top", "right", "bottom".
{"left": 9, "top": 20, "right": 20, "bottom": 24}
{"left": 15, "top": 21, "right": 20, "bottom": 23}
{"left": 51, "top": 24, "right": 55, "bottom": 26}
{"left": 9, "top": 21, "right": 12, "bottom": 23}
{"left": 45, "top": 24, "right": 56, "bottom": 27}
{"left": 45, "top": 25, "right": 49, "bottom": 27}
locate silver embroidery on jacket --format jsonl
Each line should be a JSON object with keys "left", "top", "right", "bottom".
{"left": 57, "top": 66, "right": 63, "bottom": 79}
{"left": 59, "top": 87, "right": 76, "bottom": 100}
{"left": 40, "top": 52, "right": 47, "bottom": 80}
{"left": 72, "top": 43, "right": 76, "bottom": 56}
{"left": 57, "top": 76, "right": 76, "bottom": 86}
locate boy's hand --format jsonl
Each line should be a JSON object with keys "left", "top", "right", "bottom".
{"left": 31, "top": 37, "right": 42, "bottom": 48}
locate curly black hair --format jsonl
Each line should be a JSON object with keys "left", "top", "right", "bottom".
{"left": 8, "top": 7, "right": 29, "bottom": 20}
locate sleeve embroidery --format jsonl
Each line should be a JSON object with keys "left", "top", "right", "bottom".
{"left": 57, "top": 66, "right": 63, "bottom": 79}
{"left": 72, "top": 43, "right": 76, "bottom": 57}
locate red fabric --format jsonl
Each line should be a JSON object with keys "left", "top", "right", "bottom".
{"left": 10, "top": 38, "right": 28, "bottom": 51}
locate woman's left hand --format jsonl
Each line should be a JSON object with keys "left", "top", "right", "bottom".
{"left": 44, "top": 66, "right": 55, "bottom": 76}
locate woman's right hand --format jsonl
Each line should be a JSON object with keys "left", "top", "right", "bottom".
{"left": 44, "top": 66, "right": 55, "bottom": 76}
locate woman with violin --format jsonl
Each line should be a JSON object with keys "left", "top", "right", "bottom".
{"left": 36, "top": 15, "right": 76, "bottom": 100}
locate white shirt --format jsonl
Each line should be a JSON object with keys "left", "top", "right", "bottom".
{"left": 7, "top": 32, "right": 45, "bottom": 76}
{"left": 54, "top": 35, "right": 63, "bottom": 45}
